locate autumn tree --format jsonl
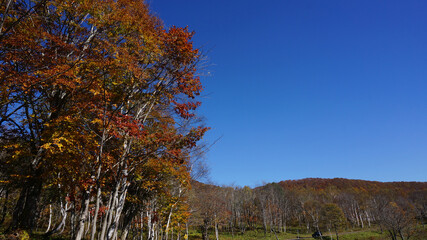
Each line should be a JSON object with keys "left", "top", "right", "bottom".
{"left": 189, "top": 182, "right": 227, "bottom": 240}
{"left": 1, "top": 0, "right": 207, "bottom": 238}
{"left": 380, "top": 201, "right": 416, "bottom": 240}
{"left": 320, "top": 203, "right": 347, "bottom": 240}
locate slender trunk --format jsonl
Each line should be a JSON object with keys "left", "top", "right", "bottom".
{"left": 271, "top": 228, "right": 279, "bottom": 240}
{"left": 107, "top": 178, "right": 129, "bottom": 240}
{"left": 121, "top": 227, "right": 130, "bottom": 240}
{"left": 102, "top": 108, "right": 136, "bottom": 238}
{"left": 147, "top": 210, "right": 152, "bottom": 240}
{"left": 91, "top": 127, "right": 106, "bottom": 240}
{"left": 100, "top": 190, "right": 114, "bottom": 240}
{"left": 44, "top": 201, "right": 70, "bottom": 237}
{"left": 335, "top": 225, "right": 339, "bottom": 240}
{"left": 0, "top": 0, "right": 13, "bottom": 36}
{"left": 91, "top": 185, "right": 102, "bottom": 240}
{"left": 71, "top": 206, "right": 77, "bottom": 239}
{"left": 398, "top": 230, "right": 405, "bottom": 240}
{"left": 165, "top": 204, "right": 175, "bottom": 240}
{"left": 140, "top": 212, "right": 144, "bottom": 240}
{"left": 388, "top": 230, "right": 397, "bottom": 240}
{"left": 202, "top": 222, "right": 209, "bottom": 240}
{"left": 177, "top": 223, "right": 180, "bottom": 240}
{"left": 262, "top": 209, "right": 267, "bottom": 234}
{"left": 284, "top": 218, "right": 287, "bottom": 233}
{"left": 185, "top": 222, "right": 189, "bottom": 240}
{"left": 76, "top": 190, "right": 91, "bottom": 240}
{"left": 358, "top": 207, "right": 364, "bottom": 228}
{"left": 86, "top": 209, "right": 91, "bottom": 235}
{"left": 45, "top": 205, "right": 52, "bottom": 233}
{"left": 215, "top": 220, "right": 219, "bottom": 240}
{"left": 365, "top": 211, "right": 371, "bottom": 228}
{"left": 353, "top": 205, "right": 360, "bottom": 227}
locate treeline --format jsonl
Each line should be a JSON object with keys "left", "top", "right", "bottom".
{"left": 0, "top": 0, "right": 207, "bottom": 240}
{"left": 189, "top": 178, "right": 427, "bottom": 240}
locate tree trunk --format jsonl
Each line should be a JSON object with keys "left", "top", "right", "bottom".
{"left": 165, "top": 203, "right": 177, "bottom": 240}
{"left": 45, "top": 205, "right": 52, "bottom": 233}
{"left": 177, "top": 223, "right": 180, "bottom": 240}
{"left": 398, "top": 230, "right": 405, "bottom": 240}
{"left": 186, "top": 222, "right": 189, "bottom": 240}
{"left": 44, "top": 200, "right": 70, "bottom": 237}
{"left": 120, "top": 204, "right": 138, "bottom": 240}
{"left": 91, "top": 185, "right": 102, "bottom": 240}
{"left": 365, "top": 211, "right": 371, "bottom": 228}
{"left": 202, "top": 220, "right": 209, "bottom": 240}
{"left": 147, "top": 210, "right": 153, "bottom": 240}
{"left": 0, "top": 188, "right": 8, "bottom": 226}
{"left": 100, "top": 190, "right": 114, "bottom": 240}
{"left": 388, "top": 230, "right": 397, "bottom": 240}
{"left": 335, "top": 225, "right": 339, "bottom": 240}
{"left": 140, "top": 212, "right": 144, "bottom": 240}
{"left": 283, "top": 219, "right": 286, "bottom": 233}
{"left": 75, "top": 190, "right": 91, "bottom": 240}
{"left": 358, "top": 207, "right": 364, "bottom": 228}
{"left": 9, "top": 177, "right": 43, "bottom": 231}
{"left": 70, "top": 207, "right": 76, "bottom": 239}
{"left": 107, "top": 178, "right": 129, "bottom": 240}
{"left": 215, "top": 221, "right": 219, "bottom": 240}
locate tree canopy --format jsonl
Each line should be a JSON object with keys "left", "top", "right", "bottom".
{"left": 0, "top": 0, "right": 207, "bottom": 238}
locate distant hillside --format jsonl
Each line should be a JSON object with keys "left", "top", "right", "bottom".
{"left": 189, "top": 177, "right": 427, "bottom": 240}
{"left": 194, "top": 177, "right": 427, "bottom": 192}
{"left": 275, "top": 177, "right": 427, "bottom": 193}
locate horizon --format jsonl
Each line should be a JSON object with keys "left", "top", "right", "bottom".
{"left": 198, "top": 177, "right": 427, "bottom": 189}
{"left": 151, "top": 0, "right": 427, "bottom": 187}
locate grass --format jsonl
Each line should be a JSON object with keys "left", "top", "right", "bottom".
{"left": 1, "top": 225, "right": 426, "bottom": 240}
{"left": 188, "top": 227, "right": 389, "bottom": 240}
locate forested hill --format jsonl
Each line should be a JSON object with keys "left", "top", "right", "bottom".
{"left": 189, "top": 178, "right": 427, "bottom": 240}
{"left": 275, "top": 178, "right": 427, "bottom": 193}
{"left": 193, "top": 177, "right": 427, "bottom": 192}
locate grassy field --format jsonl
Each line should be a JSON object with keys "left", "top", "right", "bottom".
{"left": 186, "top": 229, "right": 381, "bottom": 240}
{"left": 186, "top": 226, "right": 427, "bottom": 240}
{"left": 1, "top": 226, "right": 426, "bottom": 240}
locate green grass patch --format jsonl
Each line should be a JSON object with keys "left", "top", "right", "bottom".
{"left": 188, "top": 228, "right": 389, "bottom": 240}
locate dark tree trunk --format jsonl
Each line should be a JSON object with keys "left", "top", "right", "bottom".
{"left": 201, "top": 222, "right": 209, "bottom": 240}
{"left": 334, "top": 226, "right": 339, "bottom": 240}
{"left": 0, "top": 188, "right": 9, "bottom": 226}
{"left": 9, "top": 177, "right": 43, "bottom": 231}
{"left": 121, "top": 202, "right": 139, "bottom": 240}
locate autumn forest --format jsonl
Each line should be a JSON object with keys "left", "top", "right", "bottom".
{"left": 0, "top": 0, "right": 426, "bottom": 240}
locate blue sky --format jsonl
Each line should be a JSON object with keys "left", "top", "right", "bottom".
{"left": 150, "top": 0, "right": 427, "bottom": 187}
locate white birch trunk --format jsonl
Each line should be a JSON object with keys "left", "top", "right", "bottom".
{"left": 45, "top": 204, "right": 52, "bottom": 233}
{"left": 76, "top": 191, "right": 91, "bottom": 240}
{"left": 100, "top": 191, "right": 113, "bottom": 240}
{"left": 91, "top": 185, "right": 102, "bottom": 240}
{"left": 215, "top": 220, "right": 219, "bottom": 240}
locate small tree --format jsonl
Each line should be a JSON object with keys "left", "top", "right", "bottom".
{"left": 380, "top": 201, "right": 416, "bottom": 240}
{"left": 320, "top": 203, "right": 347, "bottom": 240}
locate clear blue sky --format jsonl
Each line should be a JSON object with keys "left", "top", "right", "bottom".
{"left": 150, "top": 0, "right": 427, "bottom": 187}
